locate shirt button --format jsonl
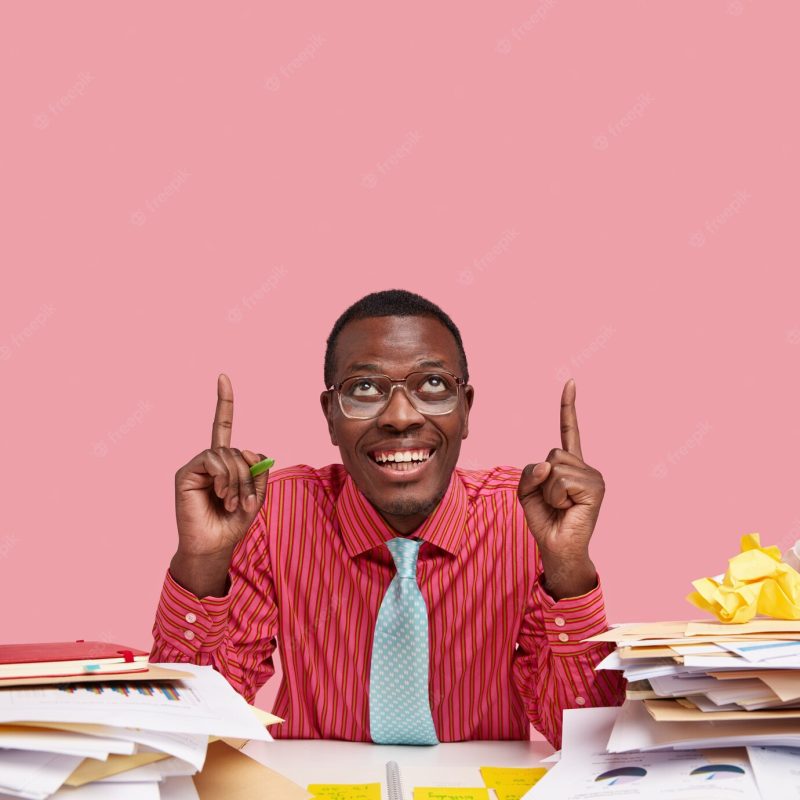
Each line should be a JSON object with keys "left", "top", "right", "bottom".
{"left": 185, "top": 612, "right": 197, "bottom": 624}
{"left": 184, "top": 630, "right": 195, "bottom": 641}
{"left": 575, "top": 696, "right": 586, "bottom": 706}
{"left": 558, "top": 632, "right": 569, "bottom": 643}
{"left": 554, "top": 617, "right": 566, "bottom": 627}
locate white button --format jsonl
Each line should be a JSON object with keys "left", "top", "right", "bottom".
{"left": 575, "top": 696, "right": 586, "bottom": 706}
{"left": 184, "top": 630, "right": 195, "bottom": 641}
{"left": 554, "top": 616, "right": 566, "bottom": 627}
{"left": 558, "top": 632, "right": 569, "bottom": 643}
{"left": 185, "top": 612, "right": 197, "bottom": 624}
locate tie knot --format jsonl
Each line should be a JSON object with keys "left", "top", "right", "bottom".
{"left": 386, "top": 537, "right": 422, "bottom": 579}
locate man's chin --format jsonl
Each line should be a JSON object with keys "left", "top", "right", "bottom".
{"left": 375, "top": 494, "right": 443, "bottom": 518}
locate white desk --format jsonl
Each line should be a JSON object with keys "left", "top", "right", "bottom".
{"left": 242, "top": 738, "right": 554, "bottom": 796}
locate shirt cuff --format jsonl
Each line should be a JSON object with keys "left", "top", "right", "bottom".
{"left": 533, "top": 572, "right": 611, "bottom": 656}
{"left": 153, "top": 568, "right": 232, "bottom": 655}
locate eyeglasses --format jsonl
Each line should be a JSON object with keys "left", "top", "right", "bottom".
{"left": 328, "top": 370, "right": 466, "bottom": 420}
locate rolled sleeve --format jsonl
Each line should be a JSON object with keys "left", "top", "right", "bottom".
{"left": 152, "top": 568, "right": 233, "bottom": 658}
{"left": 533, "top": 573, "right": 612, "bottom": 656}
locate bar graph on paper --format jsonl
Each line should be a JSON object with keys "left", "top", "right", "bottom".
{"left": 58, "top": 681, "right": 183, "bottom": 701}
{"left": 3, "top": 681, "right": 201, "bottom": 710}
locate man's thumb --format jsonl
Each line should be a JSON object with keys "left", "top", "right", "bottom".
{"left": 524, "top": 461, "right": 551, "bottom": 489}
{"left": 242, "top": 450, "right": 271, "bottom": 503}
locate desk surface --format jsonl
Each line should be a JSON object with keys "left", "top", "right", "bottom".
{"left": 242, "top": 738, "right": 554, "bottom": 794}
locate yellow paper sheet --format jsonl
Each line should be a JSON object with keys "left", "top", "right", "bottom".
{"left": 645, "top": 698, "right": 800, "bottom": 723}
{"left": 626, "top": 679, "right": 659, "bottom": 700}
{"left": 709, "top": 669, "right": 800, "bottom": 702}
{"left": 585, "top": 621, "right": 693, "bottom": 642}
{"left": 58, "top": 700, "right": 282, "bottom": 786}
{"left": 0, "top": 664, "right": 195, "bottom": 688}
{"left": 308, "top": 783, "right": 381, "bottom": 800}
{"left": 414, "top": 790, "right": 489, "bottom": 800}
{"left": 686, "top": 619, "right": 800, "bottom": 635}
{"left": 193, "top": 740, "right": 309, "bottom": 800}
{"left": 687, "top": 533, "right": 800, "bottom": 623}
{"left": 479, "top": 766, "right": 546, "bottom": 788}
{"left": 67, "top": 752, "right": 170, "bottom": 787}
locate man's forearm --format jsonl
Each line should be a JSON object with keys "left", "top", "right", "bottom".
{"left": 169, "top": 549, "right": 233, "bottom": 598}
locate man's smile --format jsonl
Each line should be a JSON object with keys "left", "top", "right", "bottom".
{"left": 366, "top": 446, "right": 438, "bottom": 479}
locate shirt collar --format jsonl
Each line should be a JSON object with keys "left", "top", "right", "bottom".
{"left": 335, "top": 468, "right": 468, "bottom": 558}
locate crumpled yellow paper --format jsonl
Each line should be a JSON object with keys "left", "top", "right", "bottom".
{"left": 687, "top": 533, "right": 800, "bottom": 623}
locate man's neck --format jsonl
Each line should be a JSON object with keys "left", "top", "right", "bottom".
{"left": 376, "top": 511, "right": 428, "bottom": 536}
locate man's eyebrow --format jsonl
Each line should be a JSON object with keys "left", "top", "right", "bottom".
{"left": 344, "top": 358, "right": 447, "bottom": 374}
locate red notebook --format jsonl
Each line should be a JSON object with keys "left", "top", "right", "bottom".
{"left": 0, "top": 640, "right": 150, "bottom": 681}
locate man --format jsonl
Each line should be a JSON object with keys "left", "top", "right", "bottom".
{"left": 151, "top": 289, "right": 625, "bottom": 747}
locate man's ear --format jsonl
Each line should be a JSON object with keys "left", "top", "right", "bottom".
{"left": 461, "top": 385, "right": 474, "bottom": 440}
{"left": 320, "top": 390, "right": 338, "bottom": 446}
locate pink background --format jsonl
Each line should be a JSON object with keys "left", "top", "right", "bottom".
{"left": 2, "top": 2, "right": 799, "bottom": 715}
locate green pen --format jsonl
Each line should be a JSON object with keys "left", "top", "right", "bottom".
{"left": 249, "top": 457, "right": 275, "bottom": 477}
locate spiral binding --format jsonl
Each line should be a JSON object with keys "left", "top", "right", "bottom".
{"left": 386, "top": 760, "right": 403, "bottom": 800}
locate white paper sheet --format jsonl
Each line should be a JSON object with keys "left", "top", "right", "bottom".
{"left": 97, "top": 756, "right": 197, "bottom": 782}
{"left": 0, "top": 727, "right": 134, "bottom": 759}
{"left": 0, "top": 750, "right": 82, "bottom": 800}
{"left": 0, "top": 782, "right": 160, "bottom": 800}
{"left": 747, "top": 746, "right": 800, "bottom": 798}
{"left": 609, "top": 699, "right": 800, "bottom": 753}
{"left": 0, "top": 664, "right": 270, "bottom": 740}
{"left": 49, "top": 782, "right": 160, "bottom": 799}
{"left": 525, "top": 707, "right": 761, "bottom": 799}
{"left": 649, "top": 674, "right": 730, "bottom": 697}
{"left": 74, "top": 726, "right": 207, "bottom": 771}
{"left": 683, "top": 654, "right": 800, "bottom": 669}
{"left": 721, "top": 640, "right": 800, "bottom": 662}
{"left": 160, "top": 776, "right": 200, "bottom": 800}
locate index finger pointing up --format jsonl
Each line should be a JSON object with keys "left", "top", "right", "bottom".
{"left": 560, "top": 378, "right": 583, "bottom": 460}
{"left": 212, "top": 373, "right": 234, "bottom": 449}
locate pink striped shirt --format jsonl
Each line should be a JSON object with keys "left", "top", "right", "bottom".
{"left": 150, "top": 464, "right": 625, "bottom": 748}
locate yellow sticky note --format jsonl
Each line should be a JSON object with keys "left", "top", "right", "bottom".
{"left": 493, "top": 789, "right": 526, "bottom": 800}
{"left": 479, "top": 767, "right": 547, "bottom": 788}
{"left": 687, "top": 532, "right": 800, "bottom": 623}
{"left": 307, "top": 784, "right": 381, "bottom": 800}
{"left": 413, "top": 789, "right": 489, "bottom": 800}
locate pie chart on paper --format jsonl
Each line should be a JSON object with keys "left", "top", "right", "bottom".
{"left": 690, "top": 764, "right": 746, "bottom": 781}
{"left": 594, "top": 766, "right": 647, "bottom": 785}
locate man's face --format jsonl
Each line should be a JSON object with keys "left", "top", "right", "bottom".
{"left": 320, "top": 315, "right": 474, "bottom": 535}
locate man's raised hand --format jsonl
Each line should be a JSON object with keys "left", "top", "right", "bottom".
{"left": 516, "top": 378, "right": 605, "bottom": 599}
{"left": 174, "top": 373, "right": 270, "bottom": 560}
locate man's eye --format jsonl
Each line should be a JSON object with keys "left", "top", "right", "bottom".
{"left": 421, "top": 375, "right": 447, "bottom": 393}
{"left": 350, "top": 380, "right": 380, "bottom": 396}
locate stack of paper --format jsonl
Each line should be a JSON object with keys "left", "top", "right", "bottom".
{"left": 0, "top": 661, "right": 279, "bottom": 799}
{"left": 524, "top": 706, "right": 769, "bottom": 799}
{"left": 588, "top": 619, "right": 800, "bottom": 752}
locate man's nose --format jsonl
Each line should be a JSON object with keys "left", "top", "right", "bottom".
{"left": 375, "top": 385, "right": 425, "bottom": 428}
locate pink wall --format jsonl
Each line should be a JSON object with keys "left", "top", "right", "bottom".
{"left": 2, "top": 2, "right": 799, "bottom": 714}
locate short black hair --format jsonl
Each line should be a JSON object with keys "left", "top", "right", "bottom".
{"left": 324, "top": 289, "right": 469, "bottom": 388}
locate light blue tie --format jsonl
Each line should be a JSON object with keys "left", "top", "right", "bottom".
{"left": 369, "top": 537, "right": 439, "bottom": 745}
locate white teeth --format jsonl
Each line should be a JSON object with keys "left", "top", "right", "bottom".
{"left": 372, "top": 449, "right": 432, "bottom": 463}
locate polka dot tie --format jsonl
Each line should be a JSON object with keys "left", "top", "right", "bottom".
{"left": 368, "top": 537, "right": 439, "bottom": 745}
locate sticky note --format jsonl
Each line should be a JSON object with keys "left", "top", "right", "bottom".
{"left": 308, "top": 784, "right": 380, "bottom": 800}
{"left": 479, "top": 767, "right": 546, "bottom": 789}
{"left": 413, "top": 789, "right": 489, "bottom": 800}
{"left": 493, "top": 790, "right": 526, "bottom": 800}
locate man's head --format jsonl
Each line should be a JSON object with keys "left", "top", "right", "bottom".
{"left": 320, "top": 289, "right": 474, "bottom": 535}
